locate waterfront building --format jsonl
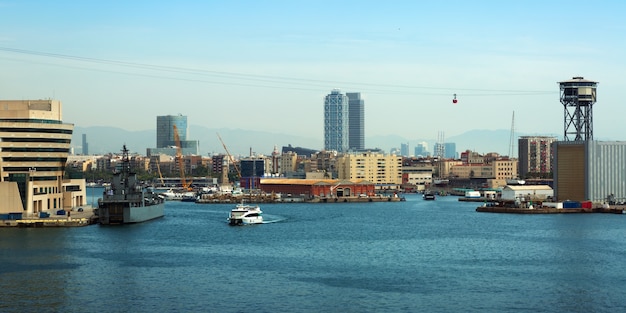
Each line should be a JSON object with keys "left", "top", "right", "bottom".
{"left": 402, "top": 165, "right": 434, "bottom": 191}
{"left": 240, "top": 157, "right": 266, "bottom": 189}
{"left": 148, "top": 114, "right": 199, "bottom": 156}
{"left": 0, "top": 100, "right": 86, "bottom": 217}
{"left": 501, "top": 185, "right": 553, "bottom": 201}
{"left": 259, "top": 178, "right": 374, "bottom": 198}
{"left": 554, "top": 140, "right": 626, "bottom": 202}
{"left": 324, "top": 89, "right": 349, "bottom": 152}
{"left": 346, "top": 92, "right": 364, "bottom": 150}
{"left": 518, "top": 136, "right": 557, "bottom": 178}
{"left": 447, "top": 150, "right": 518, "bottom": 188}
{"left": 211, "top": 154, "right": 228, "bottom": 184}
{"left": 336, "top": 152, "right": 403, "bottom": 185}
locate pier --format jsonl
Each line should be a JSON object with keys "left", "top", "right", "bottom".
{"left": 196, "top": 194, "right": 405, "bottom": 204}
{"left": 0, "top": 206, "right": 98, "bottom": 227}
{"left": 476, "top": 206, "right": 626, "bottom": 214}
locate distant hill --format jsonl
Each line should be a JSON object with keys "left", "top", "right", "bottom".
{"left": 72, "top": 125, "right": 322, "bottom": 156}
{"left": 72, "top": 126, "right": 543, "bottom": 156}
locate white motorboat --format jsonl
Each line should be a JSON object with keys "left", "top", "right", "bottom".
{"left": 228, "top": 203, "right": 263, "bottom": 226}
{"left": 160, "top": 189, "right": 196, "bottom": 201}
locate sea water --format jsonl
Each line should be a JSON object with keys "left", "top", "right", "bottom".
{"left": 1, "top": 191, "right": 626, "bottom": 313}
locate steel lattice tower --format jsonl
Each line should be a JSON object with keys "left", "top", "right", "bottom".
{"left": 559, "top": 77, "right": 598, "bottom": 141}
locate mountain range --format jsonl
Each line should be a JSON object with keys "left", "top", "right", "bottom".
{"left": 71, "top": 125, "right": 549, "bottom": 157}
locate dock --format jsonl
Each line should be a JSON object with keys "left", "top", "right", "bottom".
{"left": 476, "top": 206, "right": 626, "bottom": 214}
{"left": 0, "top": 206, "right": 99, "bottom": 227}
{"left": 196, "top": 194, "right": 405, "bottom": 204}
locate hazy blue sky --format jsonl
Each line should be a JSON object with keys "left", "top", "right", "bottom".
{"left": 1, "top": 1, "right": 625, "bottom": 149}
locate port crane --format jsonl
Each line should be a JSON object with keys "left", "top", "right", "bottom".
{"left": 173, "top": 124, "right": 192, "bottom": 191}
{"left": 217, "top": 133, "right": 242, "bottom": 182}
{"left": 155, "top": 158, "right": 165, "bottom": 186}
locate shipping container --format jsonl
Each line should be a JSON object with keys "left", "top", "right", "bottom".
{"left": 563, "top": 201, "right": 581, "bottom": 209}
{"left": 7, "top": 213, "right": 23, "bottom": 220}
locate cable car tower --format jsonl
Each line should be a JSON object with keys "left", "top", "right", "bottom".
{"left": 559, "top": 76, "right": 598, "bottom": 141}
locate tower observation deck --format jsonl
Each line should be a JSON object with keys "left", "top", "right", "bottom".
{"left": 559, "top": 76, "right": 598, "bottom": 141}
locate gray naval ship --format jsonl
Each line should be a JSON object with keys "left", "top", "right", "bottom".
{"left": 97, "top": 145, "right": 165, "bottom": 225}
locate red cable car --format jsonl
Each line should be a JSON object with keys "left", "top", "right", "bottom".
{"left": 452, "top": 94, "right": 458, "bottom": 104}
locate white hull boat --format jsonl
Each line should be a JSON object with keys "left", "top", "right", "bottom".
{"left": 228, "top": 203, "right": 263, "bottom": 226}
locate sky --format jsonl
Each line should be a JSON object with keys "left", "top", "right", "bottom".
{"left": 1, "top": 1, "right": 626, "bottom": 151}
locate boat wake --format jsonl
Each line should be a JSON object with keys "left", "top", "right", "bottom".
{"left": 261, "top": 214, "right": 286, "bottom": 224}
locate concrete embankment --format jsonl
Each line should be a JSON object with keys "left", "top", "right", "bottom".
{"left": 476, "top": 206, "right": 626, "bottom": 214}
{"left": 0, "top": 206, "right": 98, "bottom": 227}
{"left": 196, "top": 195, "right": 405, "bottom": 204}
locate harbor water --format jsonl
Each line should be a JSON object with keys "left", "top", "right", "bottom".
{"left": 2, "top": 189, "right": 626, "bottom": 312}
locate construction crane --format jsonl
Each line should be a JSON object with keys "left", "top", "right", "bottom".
{"left": 173, "top": 124, "right": 192, "bottom": 191}
{"left": 217, "top": 133, "right": 242, "bottom": 181}
{"left": 155, "top": 158, "right": 165, "bottom": 186}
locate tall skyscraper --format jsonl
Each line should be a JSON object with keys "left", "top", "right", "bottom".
{"left": 82, "top": 133, "right": 88, "bottom": 155}
{"left": 444, "top": 143, "right": 456, "bottom": 159}
{"left": 346, "top": 92, "right": 364, "bottom": 150}
{"left": 414, "top": 142, "right": 428, "bottom": 157}
{"left": 156, "top": 114, "right": 188, "bottom": 148}
{"left": 324, "top": 89, "right": 349, "bottom": 152}
{"left": 148, "top": 114, "right": 199, "bottom": 156}
{"left": 400, "top": 143, "right": 409, "bottom": 157}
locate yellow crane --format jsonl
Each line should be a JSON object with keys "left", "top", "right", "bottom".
{"left": 155, "top": 158, "right": 165, "bottom": 186}
{"left": 173, "top": 124, "right": 192, "bottom": 191}
{"left": 217, "top": 133, "right": 242, "bottom": 181}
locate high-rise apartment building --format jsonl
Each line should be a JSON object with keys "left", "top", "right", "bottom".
{"left": 324, "top": 90, "right": 349, "bottom": 152}
{"left": 346, "top": 92, "right": 364, "bottom": 150}
{"left": 148, "top": 114, "right": 199, "bottom": 156}
{"left": 518, "top": 136, "right": 557, "bottom": 178}
{"left": 336, "top": 152, "right": 403, "bottom": 185}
